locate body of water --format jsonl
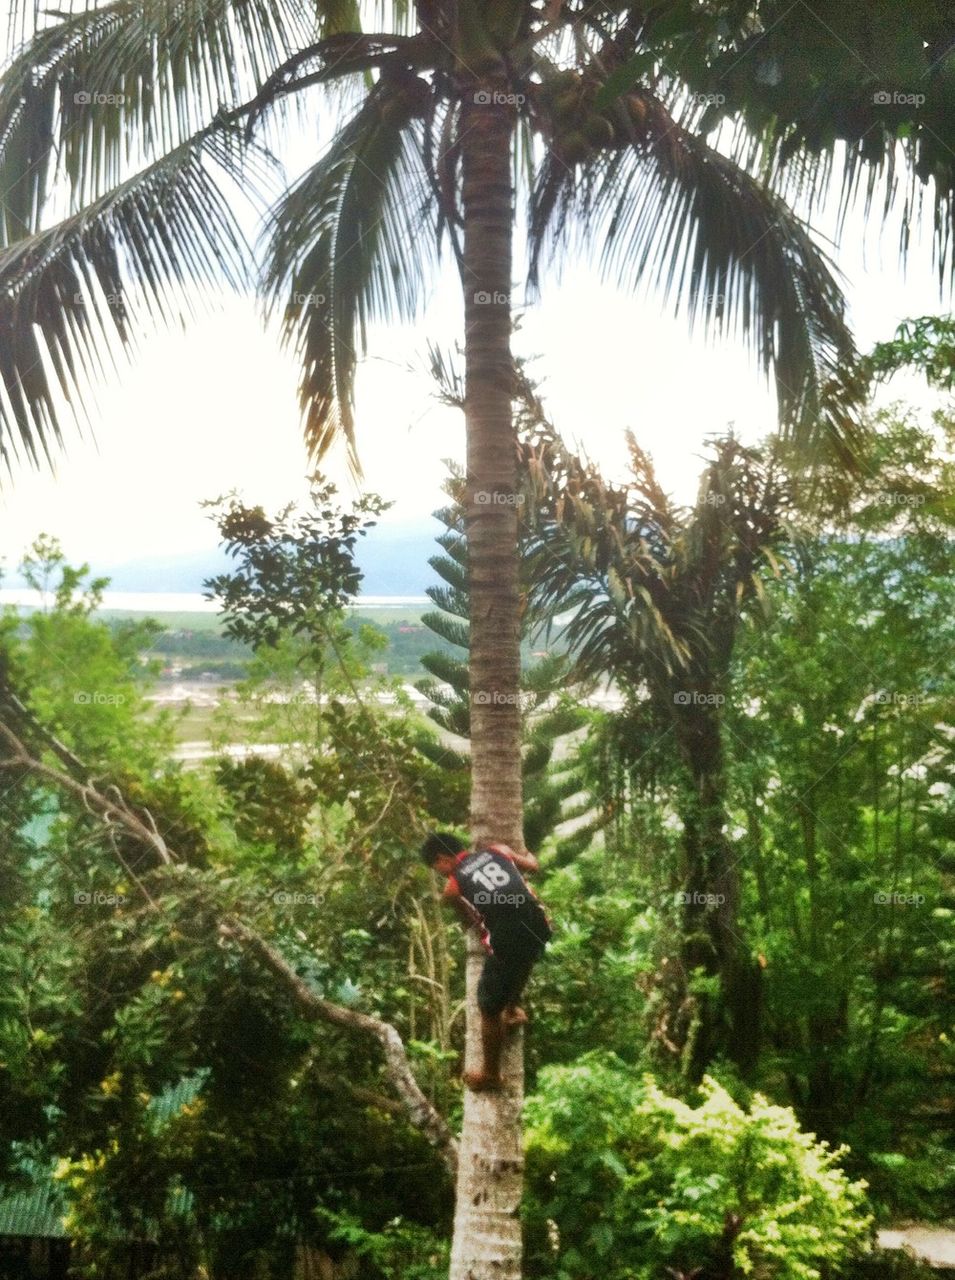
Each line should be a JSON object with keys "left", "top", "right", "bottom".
{"left": 0, "top": 590, "right": 428, "bottom": 613}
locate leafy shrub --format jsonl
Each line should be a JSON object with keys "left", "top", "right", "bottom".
{"left": 525, "top": 1053, "right": 871, "bottom": 1280}
{"left": 317, "top": 1208, "right": 448, "bottom": 1279}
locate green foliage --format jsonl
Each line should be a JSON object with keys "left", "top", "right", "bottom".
{"left": 214, "top": 756, "right": 317, "bottom": 857}
{"left": 317, "top": 1208, "right": 448, "bottom": 1280}
{"left": 526, "top": 848, "right": 656, "bottom": 1076}
{"left": 525, "top": 1056, "right": 871, "bottom": 1280}
{"left": 204, "top": 480, "right": 387, "bottom": 661}
{"left": 4, "top": 375, "right": 955, "bottom": 1272}
{"left": 525, "top": 401, "right": 955, "bottom": 1213}
{"left": 415, "top": 465, "right": 593, "bottom": 851}
{"left": 0, "top": 532, "right": 455, "bottom": 1277}
{"left": 4, "top": 536, "right": 171, "bottom": 770}
{"left": 869, "top": 316, "right": 955, "bottom": 392}
{"left": 726, "top": 446, "right": 955, "bottom": 1213}
{"left": 2, "top": 0, "right": 924, "bottom": 472}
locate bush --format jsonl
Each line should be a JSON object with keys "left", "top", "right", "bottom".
{"left": 524, "top": 1053, "right": 871, "bottom": 1280}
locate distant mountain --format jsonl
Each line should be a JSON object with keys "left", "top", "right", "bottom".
{"left": 354, "top": 518, "right": 444, "bottom": 596}
{"left": 91, "top": 548, "right": 232, "bottom": 593}
{"left": 6, "top": 519, "right": 444, "bottom": 599}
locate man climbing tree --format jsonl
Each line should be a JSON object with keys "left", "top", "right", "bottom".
{"left": 422, "top": 833, "right": 552, "bottom": 1091}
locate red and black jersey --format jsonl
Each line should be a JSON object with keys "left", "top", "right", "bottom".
{"left": 450, "top": 847, "right": 552, "bottom": 956}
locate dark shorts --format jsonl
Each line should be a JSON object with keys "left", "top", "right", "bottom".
{"left": 477, "top": 944, "right": 545, "bottom": 1017}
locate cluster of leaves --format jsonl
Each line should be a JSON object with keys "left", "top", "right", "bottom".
{"left": 525, "top": 844, "right": 659, "bottom": 1078}
{"left": 0, "top": 528, "right": 457, "bottom": 1278}
{"left": 316, "top": 1208, "right": 447, "bottom": 1280}
{"left": 868, "top": 317, "right": 955, "bottom": 393}
{"left": 204, "top": 481, "right": 387, "bottom": 661}
{"left": 524, "top": 1054, "right": 871, "bottom": 1280}
{"left": 547, "top": 400, "right": 955, "bottom": 1215}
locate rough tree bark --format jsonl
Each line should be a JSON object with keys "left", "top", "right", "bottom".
{"left": 672, "top": 692, "right": 762, "bottom": 1080}
{"left": 450, "top": 75, "right": 525, "bottom": 1280}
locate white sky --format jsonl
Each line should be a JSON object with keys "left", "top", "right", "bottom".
{"left": 0, "top": 78, "right": 950, "bottom": 573}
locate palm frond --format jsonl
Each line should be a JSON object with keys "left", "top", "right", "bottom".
{"left": 529, "top": 91, "right": 867, "bottom": 464}
{"left": 262, "top": 81, "right": 438, "bottom": 472}
{"left": 775, "top": 131, "right": 953, "bottom": 290}
{"left": 694, "top": 4, "right": 955, "bottom": 286}
{"left": 520, "top": 410, "right": 793, "bottom": 694}
{"left": 0, "top": 0, "right": 318, "bottom": 234}
{"left": 521, "top": 420, "right": 691, "bottom": 684}
{"left": 0, "top": 127, "right": 260, "bottom": 468}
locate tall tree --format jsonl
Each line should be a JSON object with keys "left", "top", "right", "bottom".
{"left": 1, "top": 3, "right": 949, "bottom": 1274}
{"left": 519, "top": 401, "right": 791, "bottom": 1078}
{"left": 415, "top": 464, "right": 592, "bottom": 853}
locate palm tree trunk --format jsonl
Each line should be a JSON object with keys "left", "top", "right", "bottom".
{"left": 449, "top": 84, "right": 524, "bottom": 1280}
{"left": 672, "top": 697, "right": 761, "bottom": 1078}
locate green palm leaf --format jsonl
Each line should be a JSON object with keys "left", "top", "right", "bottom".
{"left": 262, "top": 79, "right": 437, "bottom": 472}
{"left": 529, "top": 91, "right": 866, "bottom": 464}
{"left": 0, "top": 0, "right": 317, "bottom": 235}
{"left": 0, "top": 127, "right": 261, "bottom": 467}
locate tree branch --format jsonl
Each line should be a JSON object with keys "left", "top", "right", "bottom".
{"left": 220, "top": 918, "right": 457, "bottom": 1173}
{"left": 0, "top": 716, "right": 174, "bottom": 865}
{"left": 0, "top": 699, "right": 457, "bottom": 1175}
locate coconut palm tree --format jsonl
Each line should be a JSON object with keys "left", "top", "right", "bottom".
{"left": 0, "top": 4, "right": 943, "bottom": 1276}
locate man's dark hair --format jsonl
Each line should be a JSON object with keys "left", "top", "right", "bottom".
{"left": 421, "top": 831, "right": 466, "bottom": 865}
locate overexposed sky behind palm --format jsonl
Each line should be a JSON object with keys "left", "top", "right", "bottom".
{"left": 0, "top": 35, "right": 950, "bottom": 573}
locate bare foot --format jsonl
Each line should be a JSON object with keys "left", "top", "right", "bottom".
{"left": 463, "top": 1070, "right": 504, "bottom": 1092}
{"left": 502, "top": 1006, "right": 528, "bottom": 1027}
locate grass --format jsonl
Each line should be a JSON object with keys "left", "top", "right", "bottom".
{"left": 150, "top": 699, "right": 269, "bottom": 745}
{"left": 161, "top": 704, "right": 220, "bottom": 742}
{"left": 96, "top": 609, "right": 225, "bottom": 632}
{"left": 95, "top": 606, "right": 428, "bottom": 629}
{"left": 351, "top": 606, "right": 428, "bottom": 625}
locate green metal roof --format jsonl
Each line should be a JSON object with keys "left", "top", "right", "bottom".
{"left": 147, "top": 1071, "right": 205, "bottom": 1125}
{"left": 0, "top": 1073, "right": 206, "bottom": 1240}
{"left": 0, "top": 1182, "right": 68, "bottom": 1239}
